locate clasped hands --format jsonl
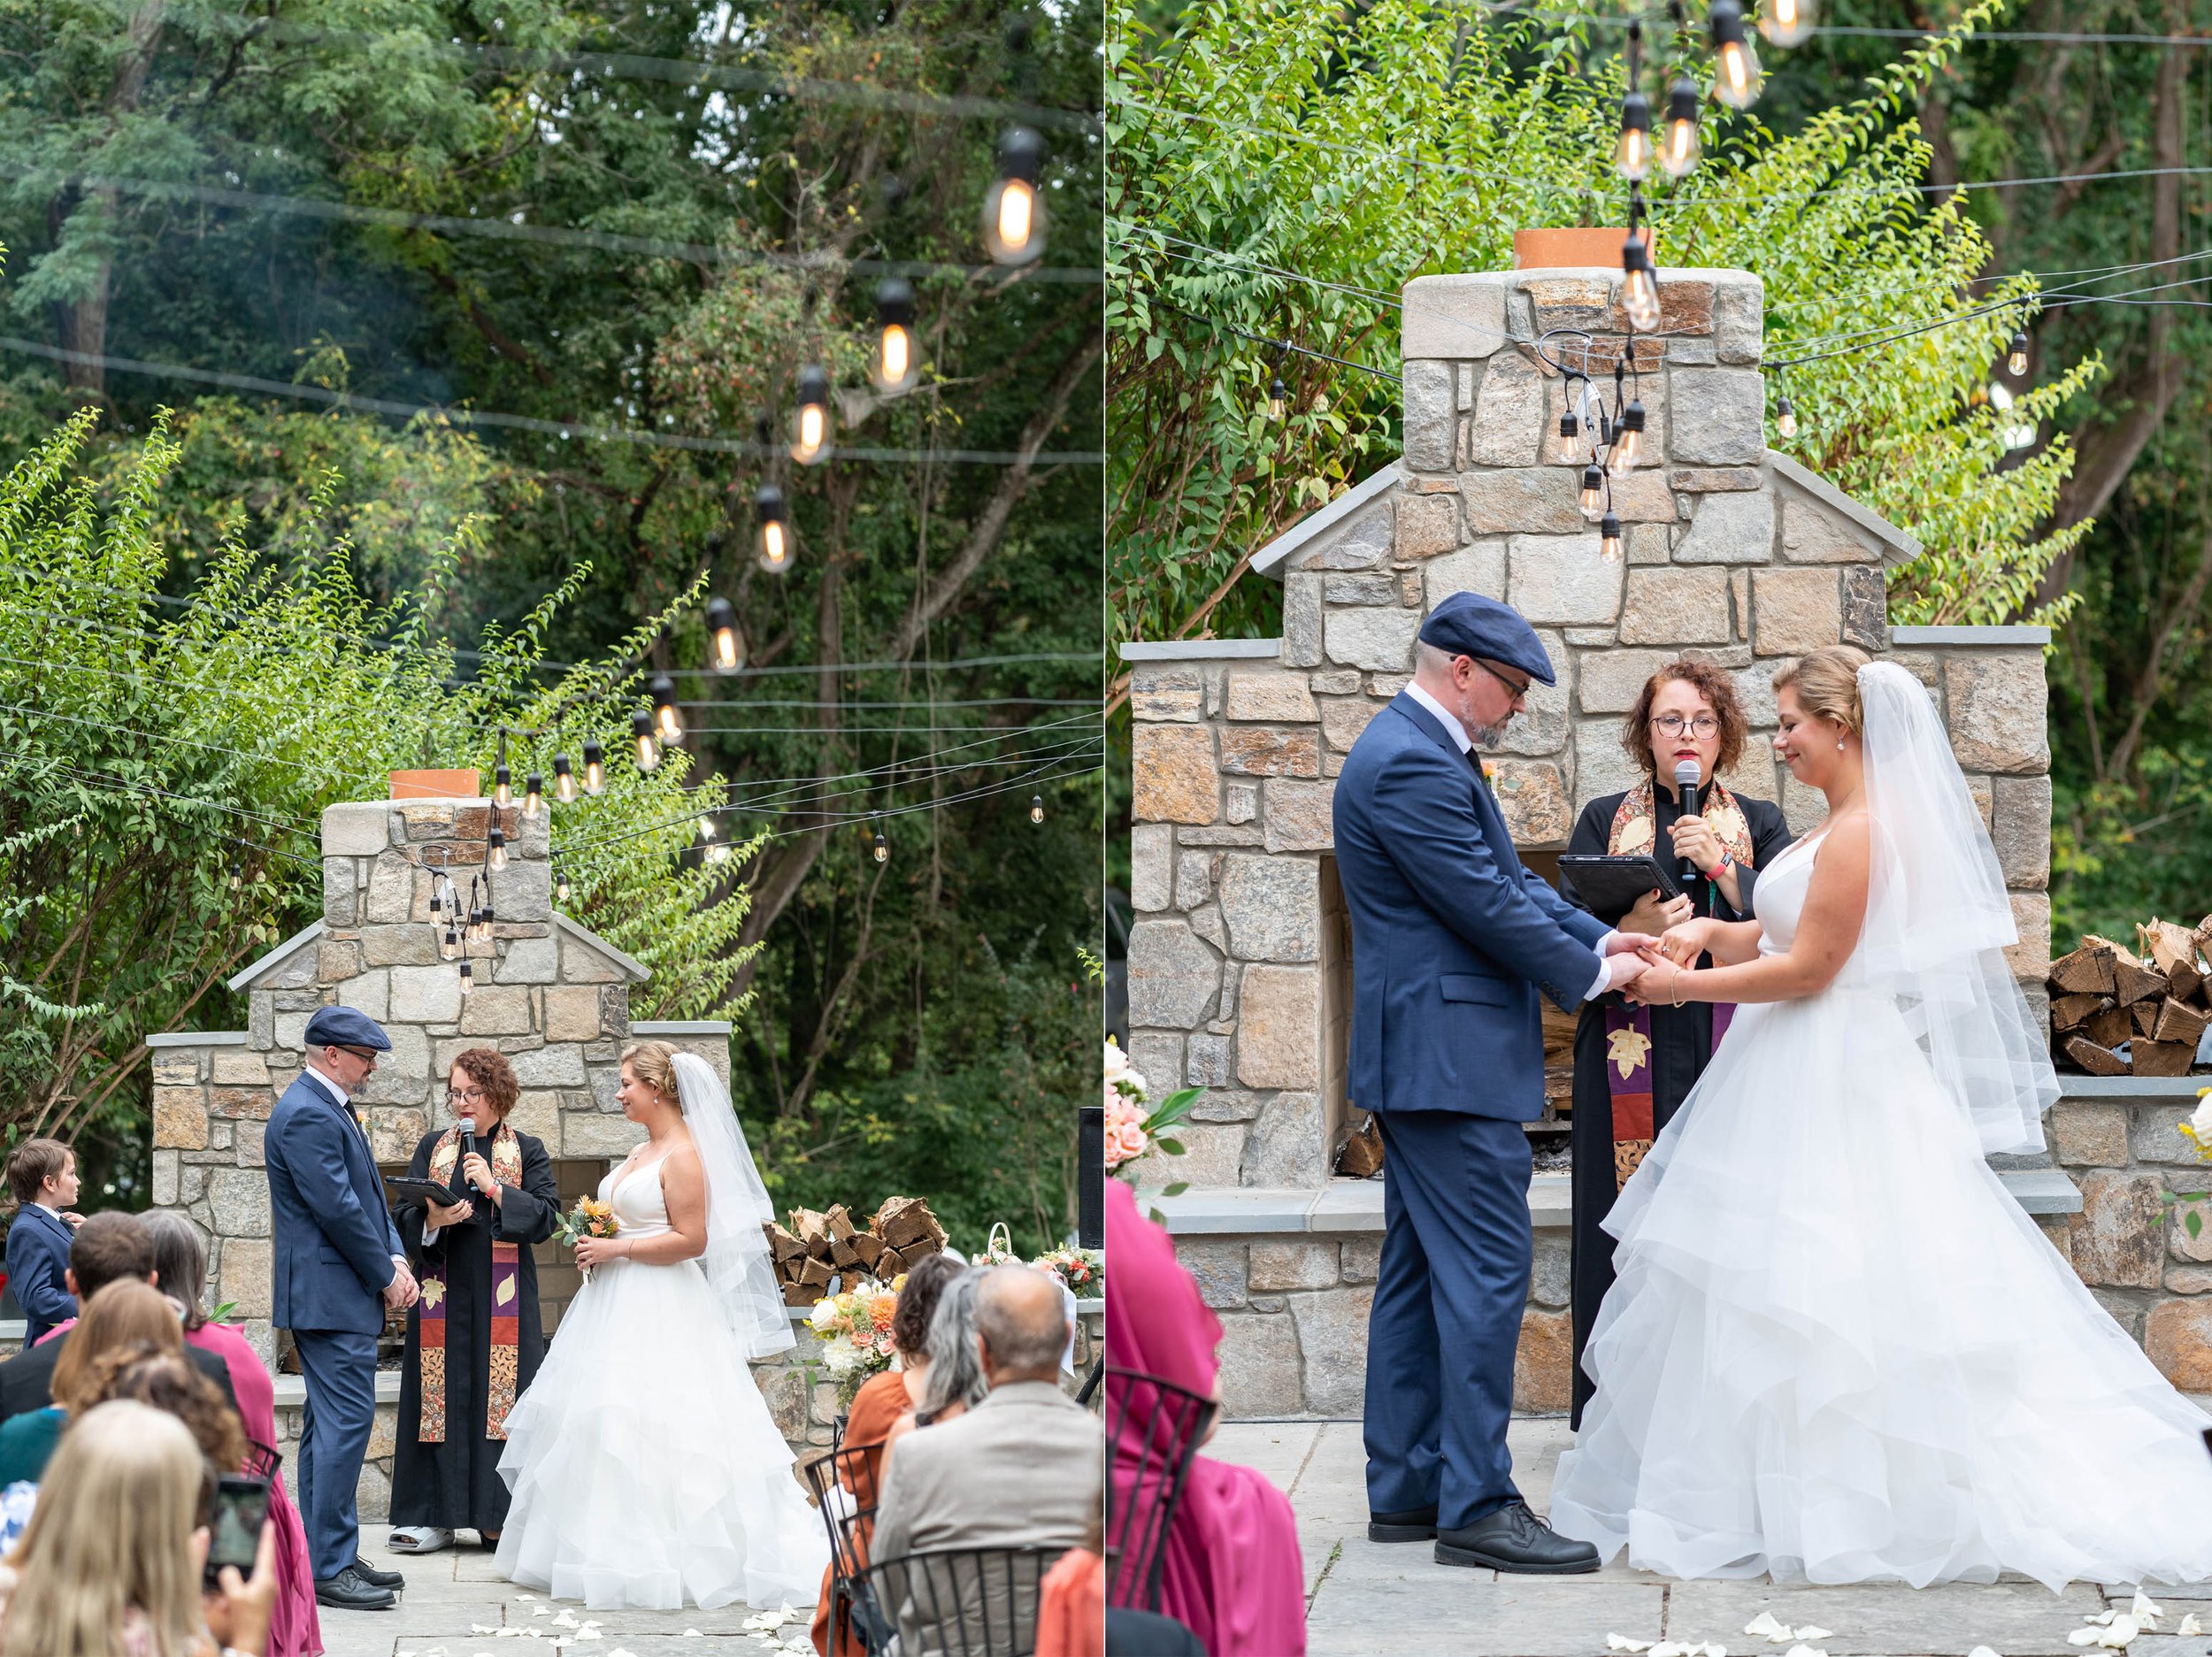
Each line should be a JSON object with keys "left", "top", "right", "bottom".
{"left": 1601, "top": 915, "right": 1716, "bottom": 1006}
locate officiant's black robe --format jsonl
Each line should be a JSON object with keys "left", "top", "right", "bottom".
{"left": 391, "top": 1126, "right": 561, "bottom": 1532}
{"left": 1561, "top": 785, "right": 1791, "bottom": 1428}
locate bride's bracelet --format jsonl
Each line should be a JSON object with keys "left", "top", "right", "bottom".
{"left": 1671, "top": 963, "right": 1686, "bottom": 1009}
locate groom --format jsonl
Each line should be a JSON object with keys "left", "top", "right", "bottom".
{"left": 1334, "top": 592, "right": 1649, "bottom": 1572}
{"left": 266, "top": 1005, "right": 419, "bottom": 1611}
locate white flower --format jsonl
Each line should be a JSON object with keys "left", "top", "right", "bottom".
{"left": 808, "top": 1297, "right": 839, "bottom": 1331}
{"left": 2191, "top": 1088, "right": 2212, "bottom": 1140}
{"left": 1607, "top": 1637, "right": 1654, "bottom": 1653}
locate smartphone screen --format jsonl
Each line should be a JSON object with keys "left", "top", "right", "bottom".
{"left": 205, "top": 1475, "right": 271, "bottom": 1584}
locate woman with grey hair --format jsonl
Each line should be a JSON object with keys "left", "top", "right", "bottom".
{"left": 138, "top": 1209, "right": 323, "bottom": 1657}
{"left": 881, "top": 1266, "right": 991, "bottom": 1462}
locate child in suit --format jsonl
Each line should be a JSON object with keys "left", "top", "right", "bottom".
{"left": 4, "top": 1139, "right": 83, "bottom": 1348}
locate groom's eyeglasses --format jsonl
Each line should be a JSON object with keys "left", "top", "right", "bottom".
{"left": 1469, "top": 658, "right": 1532, "bottom": 707}
{"left": 1651, "top": 713, "right": 1720, "bottom": 739}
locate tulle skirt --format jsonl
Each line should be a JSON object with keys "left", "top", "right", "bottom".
{"left": 495, "top": 1255, "right": 829, "bottom": 1610}
{"left": 1550, "top": 985, "right": 2212, "bottom": 1590}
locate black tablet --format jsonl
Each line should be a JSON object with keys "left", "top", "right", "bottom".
{"left": 385, "top": 1175, "right": 468, "bottom": 1210}
{"left": 1557, "top": 853, "right": 1684, "bottom": 913}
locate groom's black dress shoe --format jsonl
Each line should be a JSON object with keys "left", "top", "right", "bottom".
{"left": 351, "top": 1556, "right": 404, "bottom": 1590}
{"left": 1367, "top": 1505, "right": 1439, "bottom": 1542}
{"left": 1436, "top": 1502, "right": 1601, "bottom": 1574}
{"left": 314, "top": 1566, "right": 396, "bottom": 1610}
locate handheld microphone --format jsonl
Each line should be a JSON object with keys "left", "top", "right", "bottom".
{"left": 1674, "top": 758, "right": 1703, "bottom": 890}
{"left": 458, "top": 1118, "right": 478, "bottom": 1198}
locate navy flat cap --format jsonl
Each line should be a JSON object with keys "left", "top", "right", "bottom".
{"left": 302, "top": 1005, "right": 393, "bottom": 1053}
{"left": 1417, "top": 591, "right": 1556, "bottom": 686}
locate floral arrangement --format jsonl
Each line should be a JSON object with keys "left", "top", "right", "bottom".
{"left": 553, "top": 1196, "right": 620, "bottom": 1281}
{"left": 807, "top": 1274, "right": 906, "bottom": 1405}
{"left": 1105, "top": 1036, "right": 1201, "bottom": 1195}
{"left": 2171, "top": 1088, "right": 2212, "bottom": 1243}
{"left": 1034, "top": 1243, "right": 1103, "bottom": 1294}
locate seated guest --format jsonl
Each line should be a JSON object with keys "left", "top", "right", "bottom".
{"left": 142, "top": 1209, "right": 322, "bottom": 1657}
{"left": 0, "top": 1213, "right": 235, "bottom": 1424}
{"left": 81, "top": 1352, "right": 248, "bottom": 1476}
{"left": 0, "top": 1278, "right": 190, "bottom": 1485}
{"left": 2, "top": 1139, "right": 81, "bottom": 1348}
{"left": 879, "top": 1266, "right": 990, "bottom": 1464}
{"left": 389, "top": 1048, "right": 561, "bottom": 1554}
{"left": 1106, "top": 1178, "right": 1305, "bottom": 1657}
{"left": 0, "top": 1399, "right": 279, "bottom": 1657}
{"left": 810, "top": 1252, "right": 965, "bottom": 1657}
{"left": 871, "top": 1267, "right": 1102, "bottom": 1653}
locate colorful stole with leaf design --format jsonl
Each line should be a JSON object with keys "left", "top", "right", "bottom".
{"left": 1600, "top": 779, "right": 1755, "bottom": 1191}
{"left": 416, "top": 1124, "right": 525, "bottom": 1443}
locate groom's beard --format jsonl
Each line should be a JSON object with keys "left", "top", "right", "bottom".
{"left": 1470, "top": 719, "right": 1510, "bottom": 747}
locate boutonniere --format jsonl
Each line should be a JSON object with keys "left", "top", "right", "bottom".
{"left": 1480, "top": 760, "right": 1498, "bottom": 784}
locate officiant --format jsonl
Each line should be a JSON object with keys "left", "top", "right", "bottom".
{"left": 388, "top": 1047, "right": 562, "bottom": 1552}
{"left": 1561, "top": 660, "right": 1791, "bottom": 1428}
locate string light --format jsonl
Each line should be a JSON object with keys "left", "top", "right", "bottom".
{"left": 1616, "top": 91, "right": 1651, "bottom": 183}
{"left": 1776, "top": 393, "right": 1799, "bottom": 439}
{"left": 523, "top": 772, "right": 544, "bottom": 819}
{"left": 1267, "top": 372, "right": 1286, "bottom": 421}
{"left": 488, "top": 825, "right": 508, "bottom": 872}
{"left": 1579, "top": 464, "right": 1607, "bottom": 520}
{"left": 1661, "top": 76, "right": 1701, "bottom": 177}
{"left": 1609, "top": 397, "right": 1646, "bottom": 472}
{"left": 872, "top": 811, "right": 888, "bottom": 863}
{"left": 2008, "top": 329, "right": 2030, "bottom": 376}
{"left": 706, "top": 595, "right": 744, "bottom": 671}
{"left": 442, "top": 922, "right": 461, "bottom": 961}
{"left": 633, "top": 709, "right": 660, "bottom": 771}
{"left": 756, "top": 485, "right": 792, "bottom": 573}
{"left": 791, "top": 364, "right": 833, "bottom": 464}
{"left": 1030, "top": 794, "right": 1044, "bottom": 824}
{"left": 650, "top": 673, "right": 684, "bottom": 743}
{"left": 985, "top": 126, "right": 1046, "bottom": 265}
{"left": 555, "top": 863, "right": 572, "bottom": 905}
{"left": 1600, "top": 510, "right": 1624, "bottom": 562}
{"left": 871, "top": 278, "right": 918, "bottom": 395}
{"left": 1621, "top": 228, "right": 1662, "bottom": 334}
{"left": 458, "top": 958, "right": 474, "bottom": 996}
{"left": 582, "top": 740, "right": 606, "bottom": 795}
{"left": 227, "top": 863, "right": 243, "bottom": 892}
{"left": 1757, "top": 0, "right": 1815, "bottom": 49}
{"left": 494, "top": 762, "right": 512, "bottom": 809}
{"left": 554, "top": 755, "right": 577, "bottom": 803}
{"left": 1709, "top": 1, "right": 1763, "bottom": 109}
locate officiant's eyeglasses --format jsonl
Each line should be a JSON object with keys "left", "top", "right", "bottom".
{"left": 445, "top": 1086, "right": 488, "bottom": 1105}
{"left": 1651, "top": 713, "right": 1721, "bottom": 739}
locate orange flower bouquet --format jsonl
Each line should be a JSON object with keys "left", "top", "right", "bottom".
{"left": 806, "top": 1274, "right": 906, "bottom": 1406}
{"left": 554, "top": 1195, "right": 621, "bottom": 1281}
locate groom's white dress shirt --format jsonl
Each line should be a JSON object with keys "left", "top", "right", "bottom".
{"left": 1402, "top": 681, "right": 1619, "bottom": 1003}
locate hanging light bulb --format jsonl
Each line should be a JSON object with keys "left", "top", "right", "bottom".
{"left": 458, "top": 958, "right": 474, "bottom": 997}
{"left": 582, "top": 740, "right": 606, "bottom": 795}
{"left": 1266, "top": 374, "right": 1286, "bottom": 421}
{"left": 872, "top": 822, "right": 889, "bottom": 864}
{"left": 2008, "top": 330, "right": 2030, "bottom": 377}
{"left": 871, "top": 278, "right": 918, "bottom": 395}
{"left": 984, "top": 126, "right": 1046, "bottom": 265}
{"left": 791, "top": 364, "right": 833, "bottom": 464}
{"left": 1757, "top": 0, "right": 1814, "bottom": 48}
{"left": 556, "top": 865, "right": 572, "bottom": 905}
{"left": 1616, "top": 91, "right": 1652, "bottom": 182}
{"left": 227, "top": 862, "right": 243, "bottom": 892}
{"left": 755, "top": 485, "right": 792, "bottom": 574}
{"left": 441, "top": 924, "right": 460, "bottom": 962}
{"left": 706, "top": 596, "right": 743, "bottom": 673}
{"left": 480, "top": 892, "right": 496, "bottom": 937}
{"left": 1621, "top": 234, "right": 1663, "bottom": 334}
{"left": 494, "top": 763, "right": 512, "bottom": 809}
{"left": 1579, "top": 464, "right": 1607, "bottom": 521}
{"left": 1662, "top": 76, "right": 1702, "bottom": 177}
{"left": 1609, "top": 399, "right": 1647, "bottom": 472}
{"left": 1709, "top": 0, "right": 1763, "bottom": 109}
{"left": 650, "top": 673, "right": 683, "bottom": 743}
{"left": 554, "top": 755, "right": 577, "bottom": 804}
{"left": 523, "top": 773, "right": 544, "bottom": 820}
{"left": 488, "top": 825, "right": 508, "bottom": 873}
{"left": 1030, "top": 794, "right": 1045, "bottom": 825}
{"left": 633, "top": 709, "right": 660, "bottom": 772}
{"left": 1559, "top": 403, "right": 1579, "bottom": 443}
{"left": 1600, "top": 511, "right": 1624, "bottom": 563}
{"left": 1776, "top": 393, "right": 1799, "bottom": 439}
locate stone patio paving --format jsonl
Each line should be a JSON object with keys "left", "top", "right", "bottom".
{"left": 1209, "top": 1420, "right": 2212, "bottom": 1657}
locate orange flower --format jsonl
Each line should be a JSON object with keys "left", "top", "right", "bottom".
{"left": 869, "top": 1296, "right": 896, "bottom": 1331}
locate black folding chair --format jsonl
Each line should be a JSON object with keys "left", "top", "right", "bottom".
{"left": 1103, "top": 1365, "right": 1214, "bottom": 1614}
{"left": 849, "top": 1545, "right": 1060, "bottom": 1657}
{"left": 802, "top": 1439, "right": 894, "bottom": 1653}
{"left": 1074, "top": 1354, "right": 1103, "bottom": 1409}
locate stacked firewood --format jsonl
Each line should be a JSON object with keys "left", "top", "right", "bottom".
{"left": 2049, "top": 918, "right": 2212, "bottom": 1077}
{"left": 762, "top": 1195, "right": 950, "bottom": 1306}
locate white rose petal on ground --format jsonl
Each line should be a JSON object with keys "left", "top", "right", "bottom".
{"left": 1648, "top": 1640, "right": 1690, "bottom": 1656}
{"left": 2129, "top": 1592, "right": 2162, "bottom": 1627}
{"left": 1966, "top": 1645, "right": 2004, "bottom": 1657}
{"left": 1781, "top": 1643, "right": 1828, "bottom": 1657}
{"left": 1608, "top": 1636, "right": 1655, "bottom": 1652}
{"left": 1745, "top": 1613, "right": 1790, "bottom": 1641}
{"left": 2098, "top": 1615, "right": 2141, "bottom": 1648}
{"left": 2178, "top": 1615, "right": 2203, "bottom": 1638}
{"left": 1792, "top": 1630, "right": 1833, "bottom": 1643}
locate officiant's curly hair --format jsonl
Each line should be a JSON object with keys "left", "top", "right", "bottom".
{"left": 450, "top": 1047, "right": 520, "bottom": 1121}
{"left": 1621, "top": 659, "right": 1750, "bottom": 778}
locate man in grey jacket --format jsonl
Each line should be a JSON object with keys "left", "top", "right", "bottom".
{"left": 871, "top": 1265, "right": 1101, "bottom": 1650}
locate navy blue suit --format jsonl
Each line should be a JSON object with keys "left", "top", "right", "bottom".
{"left": 4, "top": 1204, "right": 75, "bottom": 1349}
{"left": 265, "top": 1069, "right": 403, "bottom": 1581}
{"left": 1333, "top": 693, "right": 1610, "bottom": 1529}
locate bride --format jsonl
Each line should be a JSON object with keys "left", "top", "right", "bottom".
{"left": 495, "top": 1039, "right": 829, "bottom": 1609}
{"left": 1550, "top": 647, "right": 2212, "bottom": 1588}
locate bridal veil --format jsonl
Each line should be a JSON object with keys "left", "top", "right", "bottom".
{"left": 672, "top": 1051, "right": 795, "bottom": 1358}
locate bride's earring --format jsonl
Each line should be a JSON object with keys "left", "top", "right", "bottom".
{"left": 1837, "top": 737, "right": 1846, "bottom": 751}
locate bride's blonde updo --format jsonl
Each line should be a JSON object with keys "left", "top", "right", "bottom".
{"left": 621, "top": 1039, "right": 681, "bottom": 1102}
{"left": 1772, "top": 645, "right": 1872, "bottom": 736}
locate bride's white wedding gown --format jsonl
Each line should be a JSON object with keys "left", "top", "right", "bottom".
{"left": 1551, "top": 829, "right": 2212, "bottom": 1588}
{"left": 495, "top": 1150, "right": 829, "bottom": 1609}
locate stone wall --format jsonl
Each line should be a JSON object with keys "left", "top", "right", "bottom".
{"left": 1120, "top": 260, "right": 2070, "bottom": 1415}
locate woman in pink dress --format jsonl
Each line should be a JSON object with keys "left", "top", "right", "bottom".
{"left": 143, "top": 1211, "right": 323, "bottom": 1657}
{"left": 1105, "top": 1179, "right": 1304, "bottom": 1657}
